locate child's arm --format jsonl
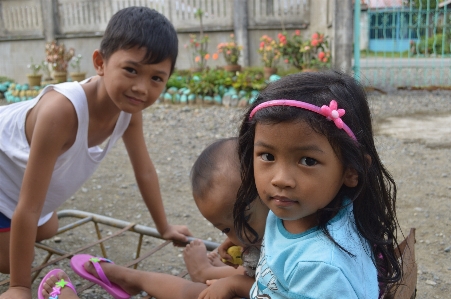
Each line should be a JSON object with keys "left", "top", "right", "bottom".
{"left": 198, "top": 275, "right": 255, "bottom": 299}
{"left": 1, "top": 93, "right": 78, "bottom": 299}
{"left": 122, "top": 112, "right": 192, "bottom": 243}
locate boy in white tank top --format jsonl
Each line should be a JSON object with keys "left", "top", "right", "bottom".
{"left": 0, "top": 7, "right": 192, "bottom": 299}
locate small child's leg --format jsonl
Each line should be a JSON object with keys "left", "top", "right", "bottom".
{"left": 207, "top": 250, "right": 227, "bottom": 267}
{"left": 84, "top": 261, "right": 207, "bottom": 299}
{"left": 40, "top": 271, "right": 79, "bottom": 299}
{"left": 183, "top": 239, "right": 216, "bottom": 282}
{"left": 184, "top": 239, "right": 246, "bottom": 282}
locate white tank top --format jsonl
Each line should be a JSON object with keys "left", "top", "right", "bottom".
{"left": 0, "top": 81, "right": 131, "bottom": 225}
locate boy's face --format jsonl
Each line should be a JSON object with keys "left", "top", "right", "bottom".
{"left": 196, "top": 175, "right": 267, "bottom": 247}
{"left": 94, "top": 46, "right": 172, "bottom": 114}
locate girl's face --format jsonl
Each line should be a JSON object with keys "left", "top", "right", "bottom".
{"left": 94, "top": 46, "right": 171, "bottom": 114}
{"left": 253, "top": 120, "right": 357, "bottom": 234}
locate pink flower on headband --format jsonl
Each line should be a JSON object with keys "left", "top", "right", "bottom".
{"left": 320, "top": 100, "right": 345, "bottom": 129}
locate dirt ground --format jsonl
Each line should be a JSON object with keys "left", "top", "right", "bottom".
{"left": 0, "top": 91, "right": 450, "bottom": 298}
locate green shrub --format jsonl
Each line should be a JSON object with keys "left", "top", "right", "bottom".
{"left": 416, "top": 33, "right": 451, "bottom": 55}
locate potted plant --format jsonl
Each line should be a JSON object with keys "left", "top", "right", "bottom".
{"left": 41, "top": 61, "right": 53, "bottom": 84}
{"left": 26, "top": 58, "right": 42, "bottom": 87}
{"left": 258, "top": 35, "right": 281, "bottom": 79}
{"left": 70, "top": 54, "right": 86, "bottom": 82}
{"left": 45, "top": 40, "right": 75, "bottom": 83}
{"left": 185, "top": 9, "right": 211, "bottom": 72}
{"left": 186, "top": 33, "right": 210, "bottom": 72}
{"left": 278, "top": 30, "right": 331, "bottom": 71}
{"left": 217, "top": 34, "right": 243, "bottom": 72}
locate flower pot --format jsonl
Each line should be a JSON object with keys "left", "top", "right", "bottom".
{"left": 70, "top": 72, "right": 86, "bottom": 82}
{"left": 223, "top": 64, "right": 242, "bottom": 73}
{"left": 190, "top": 67, "right": 203, "bottom": 73}
{"left": 53, "top": 71, "right": 68, "bottom": 83}
{"left": 263, "top": 67, "right": 278, "bottom": 79}
{"left": 302, "top": 68, "right": 319, "bottom": 73}
{"left": 27, "top": 74, "right": 42, "bottom": 87}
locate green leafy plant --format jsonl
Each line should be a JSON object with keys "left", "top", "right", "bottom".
{"left": 413, "top": 34, "right": 451, "bottom": 56}
{"left": 258, "top": 35, "right": 281, "bottom": 68}
{"left": 70, "top": 54, "right": 83, "bottom": 73}
{"left": 278, "top": 31, "right": 331, "bottom": 70}
{"left": 217, "top": 34, "right": 243, "bottom": 65}
{"left": 187, "top": 69, "right": 233, "bottom": 96}
{"left": 41, "top": 61, "right": 52, "bottom": 80}
{"left": 231, "top": 69, "right": 266, "bottom": 93}
{"left": 167, "top": 72, "right": 189, "bottom": 89}
{"left": 27, "top": 58, "right": 41, "bottom": 75}
{"left": 185, "top": 9, "right": 211, "bottom": 70}
{"left": 185, "top": 68, "right": 265, "bottom": 96}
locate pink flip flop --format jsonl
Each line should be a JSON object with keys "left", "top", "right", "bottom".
{"left": 70, "top": 254, "right": 130, "bottom": 299}
{"left": 38, "top": 269, "right": 76, "bottom": 299}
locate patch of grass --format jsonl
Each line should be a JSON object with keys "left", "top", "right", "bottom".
{"left": 359, "top": 50, "right": 412, "bottom": 58}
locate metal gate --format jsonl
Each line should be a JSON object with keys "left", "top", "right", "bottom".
{"left": 354, "top": 0, "right": 451, "bottom": 89}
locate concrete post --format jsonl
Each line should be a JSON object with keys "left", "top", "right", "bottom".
{"left": 333, "top": 0, "right": 353, "bottom": 73}
{"left": 41, "top": 0, "right": 56, "bottom": 42}
{"left": 233, "top": 0, "right": 249, "bottom": 67}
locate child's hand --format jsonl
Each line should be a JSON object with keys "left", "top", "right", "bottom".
{"left": 0, "top": 286, "right": 32, "bottom": 299}
{"left": 160, "top": 224, "right": 192, "bottom": 246}
{"left": 221, "top": 246, "right": 243, "bottom": 266}
{"left": 217, "top": 239, "right": 240, "bottom": 268}
{"left": 198, "top": 278, "right": 236, "bottom": 299}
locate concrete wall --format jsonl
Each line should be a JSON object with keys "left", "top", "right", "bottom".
{"left": 0, "top": 0, "right": 341, "bottom": 83}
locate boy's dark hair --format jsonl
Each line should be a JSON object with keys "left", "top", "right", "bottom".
{"left": 234, "top": 70, "right": 401, "bottom": 285}
{"left": 190, "top": 138, "right": 239, "bottom": 201}
{"left": 100, "top": 6, "right": 178, "bottom": 73}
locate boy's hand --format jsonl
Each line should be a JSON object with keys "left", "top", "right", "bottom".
{"left": 160, "top": 224, "right": 192, "bottom": 246}
{"left": 198, "top": 278, "right": 236, "bottom": 299}
{"left": 0, "top": 287, "right": 32, "bottom": 299}
{"left": 217, "top": 238, "right": 239, "bottom": 268}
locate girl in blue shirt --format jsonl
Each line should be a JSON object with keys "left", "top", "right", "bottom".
{"left": 234, "top": 70, "right": 402, "bottom": 298}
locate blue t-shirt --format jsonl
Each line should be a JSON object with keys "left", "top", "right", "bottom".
{"left": 250, "top": 201, "right": 378, "bottom": 299}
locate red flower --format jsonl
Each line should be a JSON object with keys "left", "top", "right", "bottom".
{"left": 318, "top": 52, "right": 325, "bottom": 60}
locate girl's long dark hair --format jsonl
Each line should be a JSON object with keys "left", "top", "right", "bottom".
{"left": 234, "top": 70, "right": 402, "bottom": 285}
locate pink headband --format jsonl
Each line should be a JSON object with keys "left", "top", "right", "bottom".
{"left": 249, "top": 99, "right": 357, "bottom": 141}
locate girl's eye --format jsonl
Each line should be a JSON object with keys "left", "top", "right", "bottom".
{"left": 152, "top": 76, "right": 163, "bottom": 82}
{"left": 300, "top": 157, "right": 317, "bottom": 166}
{"left": 221, "top": 228, "right": 230, "bottom": 234}
{"left": 261, "top": 153, "right": 275, "bottom": 161}
{"left": 124, "top": 67, "right": 137, "bottom": 74}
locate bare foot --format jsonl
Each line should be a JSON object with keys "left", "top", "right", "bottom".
{"left": 40, "top": 271, "right": 79, "bottom": 299}
{"left": 207, "top": 250, "right": 226, "bottom": 267}
{"left": 183, "top": 239, "right": 215, "bottom": 282}
{"left": 83, "top": 260, "right": 141, "bottom": 296}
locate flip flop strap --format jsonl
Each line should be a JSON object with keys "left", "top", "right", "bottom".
{"left": 49, "top": 279, "right": 77, "bottom": 299}
{"left": 89, "top": 257, "right": 114, "bottom": 287}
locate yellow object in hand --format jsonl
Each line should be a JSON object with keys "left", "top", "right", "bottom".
{"left": 221, "top": 246, "right": 243, "bottom": 265}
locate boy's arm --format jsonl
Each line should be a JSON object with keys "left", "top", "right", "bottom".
{"left": 122, "top": 112, "right": 192, "bottom": 243}
{"left": 199, "top": 275, "right": 255, "bottom": 299}
{"left": 1, "top": 93, "right": 76, "bottom": 299}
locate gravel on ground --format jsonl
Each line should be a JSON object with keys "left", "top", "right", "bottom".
{"left": 0, "top": 89, "right": 450, "bottom": 298}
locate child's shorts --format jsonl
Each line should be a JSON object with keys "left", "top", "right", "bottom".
{"left": 0, "top": 211, "right": 11, "bottom": 232}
